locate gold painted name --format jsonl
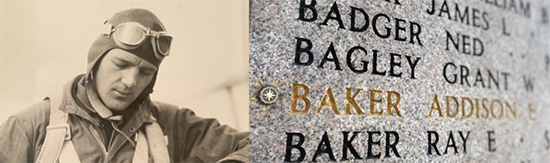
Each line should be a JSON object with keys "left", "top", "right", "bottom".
{"left": 289, "top": 83, "right": 402, "bottom": 116}
{"left": 428, "top": 94, "right": 517, "bottom": 120}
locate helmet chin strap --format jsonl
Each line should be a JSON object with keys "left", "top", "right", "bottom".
{"left": 85, "top": 76, "right": 122, "bottom": 120}
{"left": 136, "top": 71, "right": 157, "bottom": 102}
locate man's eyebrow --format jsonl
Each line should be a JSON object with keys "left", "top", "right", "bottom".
{"left": 141, "top": 66, "right": 157, "bottom": 72}
{"left": 113, "top": 57, "right": 134, "bottom": 65}
{"left": 113, "top": 56, "right": 157, "bottom": 71}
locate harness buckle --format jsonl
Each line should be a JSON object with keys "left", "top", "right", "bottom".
{"left": 46, "top": 124, "right": 72, "bottom": 140}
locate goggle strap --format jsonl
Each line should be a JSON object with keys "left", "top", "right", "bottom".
{"left": 101, "top": 23, "right": 114, "bottom": 37}
{"left": 145, "top": 29, "right": 151, "bottom": 37}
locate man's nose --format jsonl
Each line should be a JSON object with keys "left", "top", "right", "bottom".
{"left": 121, "top": 68, "right": 139, "bottom": 89}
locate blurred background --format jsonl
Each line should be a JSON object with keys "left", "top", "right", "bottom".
{"left": 0, "top": 0, "right": 249, "bottom": 131}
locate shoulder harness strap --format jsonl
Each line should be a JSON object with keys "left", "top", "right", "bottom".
{"left": 36, "top": 96, "right": 80, "bottom": 163}
{"left": 133, "top": 101, "right": 170, "bottom": 163}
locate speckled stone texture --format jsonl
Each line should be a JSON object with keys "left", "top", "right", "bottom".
{"left": 249, "top": 0, "right": 550, "bottom": 162}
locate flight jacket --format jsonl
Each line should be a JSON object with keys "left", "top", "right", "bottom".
{"left": 0, "top": 75, "right": 249, "bottom": 162}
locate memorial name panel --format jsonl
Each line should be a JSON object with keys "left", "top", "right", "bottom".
{"left": 249, "top": 0, "right": 550, "bottom": 162}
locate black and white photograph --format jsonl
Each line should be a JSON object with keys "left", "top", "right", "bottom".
{"left": 0, "top": 0, "right": 249, "bottom": 162}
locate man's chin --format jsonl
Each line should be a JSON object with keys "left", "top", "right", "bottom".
{"left": 108, "top": 105, "right": 128, "bottom": 111}
{"left": 103, "top": 94, "right": 137, "bottom": 111}
{"left": 104, "top": 100, "right": 133, "bottom": 111}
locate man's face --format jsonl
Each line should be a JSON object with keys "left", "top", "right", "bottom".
{"left": 95, "top": 49, "right": 158, "bottom": 111}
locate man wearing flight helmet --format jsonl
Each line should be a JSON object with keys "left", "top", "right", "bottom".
{"left": 0, "top": 9, "right": 249, "bottom": 162}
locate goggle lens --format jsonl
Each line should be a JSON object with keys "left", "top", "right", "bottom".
{"left": 113, "top": 25, "right": 146, "bottom": 46}
{"left": 156, "top": 36, "right": 172, "bottom": 55}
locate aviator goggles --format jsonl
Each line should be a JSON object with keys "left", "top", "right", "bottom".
{"left": 102, "top": 22, "right": 172, "bottom": 60}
